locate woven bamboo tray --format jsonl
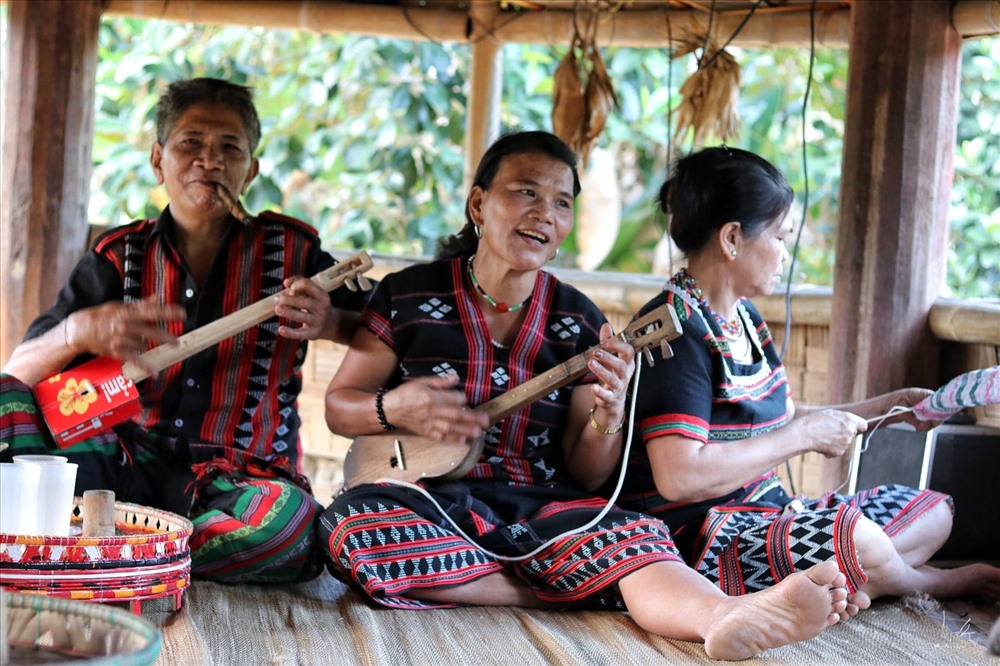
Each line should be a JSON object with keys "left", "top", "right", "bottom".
{"left": 2, "top": 589, "right": 161, "bottom": 665}
{"left": 0, "top": 499, "right": 192, "bottom": 614}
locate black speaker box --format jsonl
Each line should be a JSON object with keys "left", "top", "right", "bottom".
{"left": 849, "top": 424, "right": 1000, "bottom": 564}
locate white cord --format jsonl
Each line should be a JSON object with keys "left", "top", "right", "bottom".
{"left": 375, "top": 357, "right": 644, "bottom": 563}
{"left": 834, "top": 404, "right": 914, "bottom": 494}
{"left": 864, "top": 405, "right": 914, "bottom": 424}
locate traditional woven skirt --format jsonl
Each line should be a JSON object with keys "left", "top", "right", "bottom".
{"left": 318, "top": 479, "right": 683, "bottom": 610}
{"left": 690, "top": 477, "right": 952, "bottom": 595}
{"left": 187, "top": 468, "right": 322, "bottom": 584}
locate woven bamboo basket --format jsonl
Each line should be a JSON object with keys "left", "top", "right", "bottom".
{"left": 2, "top": 589, "right": 161, "bottom": 665}
{"left": 0, "top": 499, "right": 192, "bottom": 614}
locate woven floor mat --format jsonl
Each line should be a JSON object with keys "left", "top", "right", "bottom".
{"left": 141, "top": 575, "right": 993, "bottom": 665}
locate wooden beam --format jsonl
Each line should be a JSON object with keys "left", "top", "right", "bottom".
{"left": 349, "top": 253, "right": 1000, "bottom": 350}
{"left": 754, "top": 289, "right": 833, "bottom": 327}
{"left": 827, "top": 0, "right": 961, "bottom": 490}
{"left": 930, "top": 299, "right": 1000, "bottom": 345}
{"left": 464, "top": 1, "right": 504, "bottom": 192}
{"left": 952, "top": 0, "right": 1000, "bottom": 38}
{"left": 93, "top": 0, "right": 1000, "bottom": 46}
{"left": 0, "top": 0, "right": 102, "bottom": 365}
{"left": 488, "top": 3, "right": 852, "bottom": 48}
{"left": 100, "top": 0, "right": 852, "bottom": 47}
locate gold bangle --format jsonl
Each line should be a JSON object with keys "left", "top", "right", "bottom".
{"left": 588, "top": 406, "right": 623, "bottom": 435}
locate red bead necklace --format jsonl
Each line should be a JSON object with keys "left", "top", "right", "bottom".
{"left": 467, "top": 255, "right": 530, "bottom": 314}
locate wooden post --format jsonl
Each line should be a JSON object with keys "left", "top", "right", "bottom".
{"left": 0, "top": 0, "right": 102, "bottom": 365}
{"left": 463, "top": 1, "right": 503, "bottom": 193}
{"left": 826, "top": 0, "right": 961, "bottom": 490}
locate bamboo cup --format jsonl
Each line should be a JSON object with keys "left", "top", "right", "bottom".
{"left": 82, "top": 489, "right": 116, "bottom": 537}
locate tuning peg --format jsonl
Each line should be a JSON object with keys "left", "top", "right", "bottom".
{"left": 660, "top": 341, "right": 673, "bottom": 360}
{"left": 344, "top": 278, "right": 359, "bottom": 292}
{"left": 357, "top": 275, "right": 373, "bottom": 291}
{"left": 643, "top": 348, "right": 655, "bottom": 367}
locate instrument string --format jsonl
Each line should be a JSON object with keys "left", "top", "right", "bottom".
{"left": 833, "top": 405, "right": 915, "bottom": 494}
{"left": 377, "top": 355, "right": 644, "bottom": 563}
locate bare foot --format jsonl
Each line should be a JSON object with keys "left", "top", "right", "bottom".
{"left": 704, "top": 562, "right": 846, "bottom": 661}
{"left": 915, "top": 562, "right": 1000, "bottom": 601}
{"left": 840, "top": 590, "right": 872, "bottom": 621}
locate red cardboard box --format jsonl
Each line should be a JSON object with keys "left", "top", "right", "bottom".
{"left": 34, "top": 357, "right": 141, "bottom": 448}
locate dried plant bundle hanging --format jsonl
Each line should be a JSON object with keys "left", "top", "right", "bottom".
{"left": 581, "top": 42, "right": 618, "bottom": 166}
{"left": 552, "top": 37, "right": 587, "bottom": 157}
{"left": 550, "top": 2, "right": 620, "bottom": 167}
{"left": 673, "top": 33, "right": 742, "bottom": 147}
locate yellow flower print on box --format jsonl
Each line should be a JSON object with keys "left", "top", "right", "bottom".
{"left": 57, "top": 378, "right": 97, "bottom": 416}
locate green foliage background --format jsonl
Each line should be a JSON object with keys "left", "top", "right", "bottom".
{"left": 2, "top": 11, "right": 996, "bottom": 297}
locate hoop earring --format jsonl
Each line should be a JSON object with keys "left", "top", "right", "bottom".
{"left": 473, "top": 224, "right": 482, "bottom": 239}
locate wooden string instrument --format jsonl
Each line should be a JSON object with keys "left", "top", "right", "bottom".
{"left": 35, "top": 186, "right": 374, "bottom": 447}
{"left": 342, "top": 304, "right": 682, "bottom": 489}
{"left": 36, "top": 250, "right": 373, "bottom": 447}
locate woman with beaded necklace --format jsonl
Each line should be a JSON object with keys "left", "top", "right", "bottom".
{"left": 620, "top": 146, "right": 1000, "bottom": 612}
{"left": 316, "top": 132, "right": 856, "bottom": 660}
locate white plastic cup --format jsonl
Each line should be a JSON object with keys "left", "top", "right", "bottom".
{"left": 0, "top": 462, "right": 41, "bottom": 534}
{"left": 10, "top": 456, "right": 76, "bottom": 536}
{"left": 33, "top": 462, "right": 78, "bottom": 537}
{"left": 12, "top": 454, "right": 68, "bottom": 465}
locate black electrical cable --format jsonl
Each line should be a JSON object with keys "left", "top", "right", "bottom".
{"left": 698, "top": 0, "right": 765, "bottom": 73}
{"left": 664, "top": 6, "right": 676, "bottom": 274}
{"left": 780, "top": 0, "right": 818, "bottom": 496}
{"left": 781, "top": 0, "right": 817, "bottom": 363}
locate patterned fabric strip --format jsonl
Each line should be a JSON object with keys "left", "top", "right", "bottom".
{"left": 0, "top": 374, "right": 50, "bottom": 450}
{"left": 913, "top": 365, "right": 1000, "bottom": 421}
{"left": 826, "top": 485, "right": 952, "bottom": 540}
{"left": 321, "top": 500, "right": 503, "bottom": 608}
{"left": 190, "top": 474, "right": 322, "bottom": 584}
{"left": 640, "top": 412, "right": 710, "bottom": 444}
{"left": 695, "top": 484, "right": 949, "bottom": 595}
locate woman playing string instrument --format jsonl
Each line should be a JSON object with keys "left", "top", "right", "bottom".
{"left": 317, "top": 131, "right": 852, "bottom": 660}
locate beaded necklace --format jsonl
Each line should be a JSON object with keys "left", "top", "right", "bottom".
{"left": 466, "top": 255, "right": 530, "bottom": 313}
{"left": 675, "top": 268, "right": 744, "bottom": 338}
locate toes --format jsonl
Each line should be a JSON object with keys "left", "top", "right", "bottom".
{"left": 847, "top": 590, "right": 872, "bottom": 612}
{"left": 805, "top": 561, "right": 843, "bottom": 587}
{"left": 830, "top": 571, "right": 848, "bottom": 589}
